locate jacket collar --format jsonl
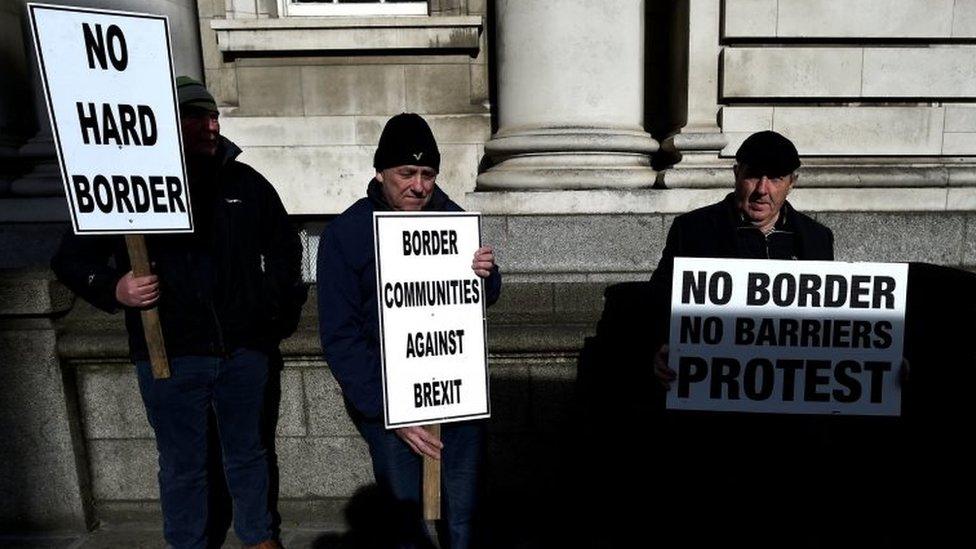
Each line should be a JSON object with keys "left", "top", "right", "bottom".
{"left": 216, "top": 135, "right": 242, "bottom": 166}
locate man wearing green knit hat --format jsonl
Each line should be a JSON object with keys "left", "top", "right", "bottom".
{"left": 52, "top": 76, "right": 305, "bottom": 549}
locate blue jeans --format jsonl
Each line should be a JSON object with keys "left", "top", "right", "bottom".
{"left": 135, "top": 349, "right": 273, "bottom": 548}
{"left": 354, "top": 417, "right": 484, "bottom": 549}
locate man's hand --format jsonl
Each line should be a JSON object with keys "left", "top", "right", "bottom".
{"left": 395, "top": 426, "right": 443, "bottom": 460}
{"left": 115, "top": 271, "right": 160, "bottom": 308}
{"left": 653, "top": 344, "right": 676, "bottom": 391}
{"left": 471, "top": 246, "right": 495, "bottom": 278}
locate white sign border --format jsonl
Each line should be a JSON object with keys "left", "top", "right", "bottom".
{"left": 28, "top": 2, "right": 193, "bottom": 235}
{"left": 373, "top": 211, "right": 492, "bottom": 429}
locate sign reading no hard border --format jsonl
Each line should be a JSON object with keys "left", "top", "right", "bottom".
{"left": 375, "top": 212, "right": 491, "bottom": 428}
{"left": 667, "top": 257, "right": 908, "bottom": 416}
{"left": 29, "top": 3, "right": 192, "bottom": 234}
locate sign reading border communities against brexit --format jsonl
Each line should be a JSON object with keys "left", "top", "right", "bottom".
{"left": 374, "top": 212, "right": 491, "bottom": 428}
{"left": 666, "top": 258, "right": 908, "bottom": 416}
{"left": 29, "top": 3, "right": 192, "bottom": 234}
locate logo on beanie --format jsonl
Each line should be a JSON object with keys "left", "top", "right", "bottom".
{"left": 413, "top": 152, "right": 423, "bottom": 160}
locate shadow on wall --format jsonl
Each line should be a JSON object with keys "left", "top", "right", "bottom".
{"left": 646, "top": 0, "right": 688, "bottom": 172}
{"left": 152, "top": 263, "right": 975, "bottom": 548}
{"left": 572, "top": 264, "right": 976, "bottom": 548}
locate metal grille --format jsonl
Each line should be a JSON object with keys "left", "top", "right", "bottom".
{"left": 299, "top": 227, "right": 320, "bottom": 284}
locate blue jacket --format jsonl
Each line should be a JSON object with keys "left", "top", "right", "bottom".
{"left": 317, "top": 179, "right": 502, "bottom": 419}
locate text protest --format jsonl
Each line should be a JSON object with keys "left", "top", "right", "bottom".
{"left": 374, "top": 214, "right": 491, "bottom": 428}
{"left": 666, "top": 258, "right": 907, "bottom": 416}
{"left": 29, "top": 4, "right": 190, "bottom": 233}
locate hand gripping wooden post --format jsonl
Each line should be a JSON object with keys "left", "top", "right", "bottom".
{"left": 423, "top": 423, "right": 442, "bottom": 522}
{"left": 125, "top": 235, "right": 170, "bottom": 379}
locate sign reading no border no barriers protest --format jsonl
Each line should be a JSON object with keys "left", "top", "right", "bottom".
{"left": 374, "top": 212, "right": 491, "bottom": 429}
{"left": 667, "top": 257, "right": 907, "bottom": 416}
{"left": 29, "top": 3, "right": 191, "bottom": 234}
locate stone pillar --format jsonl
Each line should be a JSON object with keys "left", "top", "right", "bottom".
{"left": 0, "top": 1, "right": 34, "bottom": 197}
{"left": 659, "top": 0, "right": 729, "bottom": 188}
{"left": 477, "top": 0, "right": 658, "bottom": 190}
{"left": 0, "top": 269, "right": 93, "bottom": 532}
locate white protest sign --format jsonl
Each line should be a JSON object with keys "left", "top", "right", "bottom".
{"left": 374, "top": 212, "right": 491, "bottom": 428}
{"left": 666, "top": 257, "right": 907, "bottom": 416}
{"left": 29, "top": 3, "right": 191, "bottom": 234}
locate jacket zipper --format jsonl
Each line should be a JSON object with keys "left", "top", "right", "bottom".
{"left": 209, "top": 301, "right": 227, "bottom": 357}
{"left": 763, "top": 229, "right": 791, "bottom": 260}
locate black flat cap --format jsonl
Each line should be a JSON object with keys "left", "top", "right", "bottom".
{"left": 735, "top": 130, "right": 800, "bottom": 178}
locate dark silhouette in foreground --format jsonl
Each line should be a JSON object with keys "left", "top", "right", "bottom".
{"left": 576, "top": 263, "right": 976, "bottom": 548}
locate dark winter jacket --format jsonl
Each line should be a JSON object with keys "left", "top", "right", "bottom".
{"left": 317, "top": 179, "right": 502, "bottom": 419}
{"left": 648, "top": 193, "right": 834, "bottom": 349}
{"left": 51, "top": 137, "right": 307, "bottom": 360}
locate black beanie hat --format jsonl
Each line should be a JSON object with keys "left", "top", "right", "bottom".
{"left": 735, "top": 130, "right": 801, "bottom": 178}
{"left": 373, "top": 113, "right": 441, "bottom": 172}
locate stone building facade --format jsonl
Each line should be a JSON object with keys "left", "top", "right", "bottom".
{"left": 2, "top": 0, "right": 975, "bottom": 535}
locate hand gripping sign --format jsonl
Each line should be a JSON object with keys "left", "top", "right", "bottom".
{"left": 667, "top": 258, "right": 908, "bottom": 416}
{"left": 30, "top": 3, "right": 192, "bottom": 378}
{"left": 374, "top": 212, "right": 492, "bottom": 520}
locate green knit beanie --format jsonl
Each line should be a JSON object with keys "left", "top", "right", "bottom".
{"left": 176, "top": 75, "right": 218, "bottom": 114}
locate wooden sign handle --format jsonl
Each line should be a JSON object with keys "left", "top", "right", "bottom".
{"left": 125, "top": 235, "right": 170, "bottom": 379}
{"left": 423, "top": 423, "right": 442, "bottom": 521}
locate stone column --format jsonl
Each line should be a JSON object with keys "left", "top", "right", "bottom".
{"left": 477, "top": 0, "right": 658, "bottom": 190}
{"left": 0, "top": 269, "right": 92, "bottom": 531}
{"left": 1, "top": 1, "right": 35, "bottom": 196}
{"left": 659, "top": 0, "right": 729, "bottom": 188}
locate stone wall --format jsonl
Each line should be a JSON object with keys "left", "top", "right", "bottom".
{"left": 45, "top": 198, "right": 976, "bottom": 525}
{"left": 200, "top": 0, "right": 491, "bottom": 215}
{"left": 721, "top": 0, "right": 976, "bottom": 153}
{"left": 0, "top": 271, "right": 92, "bottom": 532}
{"left": 53, "top": 282, "right": 588, "bottom": 524}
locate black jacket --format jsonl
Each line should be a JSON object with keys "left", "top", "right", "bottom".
{"left": 317, "top": 179, "right": 502, "bottom": 419}
{"left": 648, "top": 193, "right": 834, "bottom": 349}
{"left": 51, "top": 137, "right": 307, "bottom": 360}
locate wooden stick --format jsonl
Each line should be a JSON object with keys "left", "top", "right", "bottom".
{"left": 125, "top": 235, "right": 170, "bottom": 379}
{"left": 423, "top": 423, "right": 442, "bottom": 521}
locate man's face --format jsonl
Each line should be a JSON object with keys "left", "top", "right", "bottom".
{"left": 180, "top": 108, "right": 220, "bottom": 157}
{"left": 733, "top": 163, "right": 796, "bottom": 227}
{"left": 376, "top": 165, "right": 437, "bottom": 211}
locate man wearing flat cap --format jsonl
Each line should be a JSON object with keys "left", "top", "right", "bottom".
{"left": 649, "top": 130, "right": 834, "bottom": 387}
{"left": 52, "top": 76, "right": 305, "bottom": 549}
{"left": 317, "top": 113, "right": 501, "bottom": 548}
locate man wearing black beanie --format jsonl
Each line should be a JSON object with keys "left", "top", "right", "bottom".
{"left": 317, "top": 113, "right": 502, "bottom": 548}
